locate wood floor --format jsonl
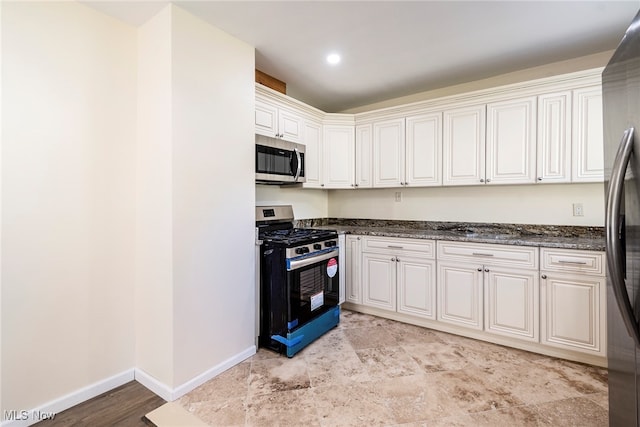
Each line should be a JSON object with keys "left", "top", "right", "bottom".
{"left": 34, "top": 381, "right": 165, "bottom": 427}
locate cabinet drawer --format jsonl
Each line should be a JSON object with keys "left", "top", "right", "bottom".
{"left": 541, "top": 248, "right": 605, "bottom": 276}
{"left": 362, "top": 236, "right": 435, "bottom": 258}
{"left": 437, "top": 241, "right": 538, "bottom": 269}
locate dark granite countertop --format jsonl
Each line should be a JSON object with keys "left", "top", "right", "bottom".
{"left": 294, "top": 218, "right": 605, "bottom": 251}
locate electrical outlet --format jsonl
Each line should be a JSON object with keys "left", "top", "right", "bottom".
{"left": 395, "top": 191, "right": 402, "bottom": 202}
{"left": 573, "top": 203, "right": 584, "bottom": 217}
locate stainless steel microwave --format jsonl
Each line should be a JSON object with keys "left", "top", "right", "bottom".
{"left": 255, "top": 135, "right": 306, "bottom": 185}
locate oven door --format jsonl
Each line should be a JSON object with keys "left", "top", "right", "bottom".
{"left": 287, "top": 248, "right": 339, "bottom": 330}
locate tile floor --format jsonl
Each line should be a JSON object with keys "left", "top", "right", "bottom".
{"left": 178, "top": 310, "right": 608, "bottom": 426}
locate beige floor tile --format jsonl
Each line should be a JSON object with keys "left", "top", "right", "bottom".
{"left": 338, "top": 310, "right": 396, "bottom": 329}
{"left": 469, "top": 405, "right": 550, "bottom": 426}
{"left": 305, "top": 347, "right": 371, "bottom": 387}
{"left": 431, "top": 367, "right": 524, "bottom": 413}
{"left": 586, "top": 391, "right": 609, "bottom": 410}
{"left": 401, "top": 341, "right": 474, "bottom": 373}
{"left": 183, "top": 398, "right": 246, "bottom": 427}
{"left": 248, "top": 357, "right": 310, "bottom": 396}
{"left": 532, "top": 358, "right": 608, "bottom": 395}
{"left": 245, "top": 388, "right": 320, "bottom": 427}
{"left": 356, "top": 346, "right": 423, "bottom": 379}
{"left": 533, "top": 396, "right": 609, "bottom": 426}
{"left": 385, "top": 322, "right": 444, "bottom": 346}
{"left": 343, "top": 325, "right": 397, "bottom": 349}
{"left": 312, "top": 382, "right": 397, "bottom": 426}
{"left": 179, "top": 362, "right": 251, "bottom": 406}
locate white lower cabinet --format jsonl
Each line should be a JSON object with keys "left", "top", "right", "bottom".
{"left": 345, "top": 235, "right": 362, "bottom": 304}
{"left": 360, "top": 236, "right": 436, "bottom": 319}
{"left": 540, "top": 248, "right": 606, "bottom": 356}
{"left": 437, "top": 261, "right": 483, "bottom": 329}
{"left": 436, "top": 241, "right": 539, "bottom": 341}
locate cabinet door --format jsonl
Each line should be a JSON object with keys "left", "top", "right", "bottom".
{"left": 541, "top": 272, "right": 606, "bottom": 356}
{"left": 302, "top": 119, "right": 323, "bottom": 188}
{"left": 373, "top": 118, "right": 405, "bottom": 187}
{"left": 572, "top": 86, "right": 604, "bottom": 182}
{"left": 255, "top": 100, "right": 279, "bottom": 138}
{"left": 345, "top": 236, "right": 362, "bottom": 304}
{"left": 323, "top": 125, "right": 355, "bottom": 189}
{"left": 278, "top": 108, "right": 303, "bottom": 143}
{"left": 397, "top": 257, "right": 436, "bottom": 320}
{"left": 484, "top": 266, "right": 539, "bottom": 341}
{"left": 437, "top": 261, "right": 483, "bottom": 330}
{"left": 443, "top": 104, "right": 486, "bottom": 186}
{"left": 362, "top": 252, "right": 396, "bottom": 311}
{"left": 537, "top": 91, "right": 571, "bottom": 183}
{"left": 405, "top": 112, "right": 442, "bottom": 187}
{"left": 355, "top": 124, "right": 373, "bottom": 188}
{"left": 486, "top": 96, "right": 537, "bottom": 184}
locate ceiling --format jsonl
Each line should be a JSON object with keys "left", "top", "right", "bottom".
{"left": 83, "top": 1, "right": 639, "bottom": 112}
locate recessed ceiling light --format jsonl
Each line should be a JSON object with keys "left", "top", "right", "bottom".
{"left": 326, "top": 53, "right": 341, "bottom": 65}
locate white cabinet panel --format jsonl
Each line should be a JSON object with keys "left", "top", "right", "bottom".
{"left": 323, "top": 125, "right": 355, "bottom": 189}
{"left": 486, "top": 96, "right": 537, "bottom": 184}
{"left": 397, "top": 257, "right": 436, "bottom": 319}
{"left": 537, "top": 91, "right": 571, "bottom": 183}
{"left": 355, "top": 124, "right": 373, "bottom": 188}
{"left": 437, "top": 261, "right": 483, "bottom": 330}
{"left": 572, "top": 86, "right": 604, "bottom": 182}
{"left": 302, "top": 119, "right": 323, "bottom": 188}
{"left": 405, "top": 112, "right": 442, "bottom": 186}
{"left": 541, "top": 273, "right": 606, "bottom": 356}
{"left": 279, "top": 109, "right": 303, "bottom": 142}
{"left": 255, "top": 99, "right": 303, "bottom": 143}
{"left": 485, "top": 266, "right": 539, "bottom": 341}
{"left": 255, "top": 100, "right": 279, "bottom": 137}
{"left": 362, "top": 252, "right": 396, "bottom": 311}
{"left": 345, "top": 235, "right": 362, "bottom": 304}
{"left": 443, "top": 104, "right": 486, "bottom": 186}
{"left": 373, "top": 118, "right": 405, "bottom": 187}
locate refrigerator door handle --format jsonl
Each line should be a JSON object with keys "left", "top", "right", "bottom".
{"left": 606, "top": 126, "right": 640, "bottom": 347}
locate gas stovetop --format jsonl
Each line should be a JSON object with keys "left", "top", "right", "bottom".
{"left": 259, "top": 227, "right": 337, "bottom": 246}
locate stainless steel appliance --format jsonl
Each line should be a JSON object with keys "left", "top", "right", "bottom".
{"left": 256, "top": 205, "right": 340, "bottom": 357}
{"left": 604, "top": 9, "right": 640, "bottom": 426}
{"left": 255, "top": 135, "right": 305, "bottom": 184}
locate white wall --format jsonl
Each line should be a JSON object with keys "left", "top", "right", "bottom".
{"left": 328, "top": 183, "right": 604, "bottom": 226}
{"left": 2, "top": 0, "right": 137, "bottom": 416}
{"left": 256, "top": 185, "right": 328, "bottom": 219}
{"left": 170, "top": 5, "right": 255, "bottom": 387}
{"left": 136, "top": 5, "right": 174, "bottom": 387}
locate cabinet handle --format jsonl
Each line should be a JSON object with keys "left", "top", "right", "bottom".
{"left": 350, "top": 184, "right": 355, "bottom": 187}
{"left": 472, "top": 252, "right": 494, "bottom": 257}
{"left": 391, "top": 257, "right": 396, "bottom": 262}
{"left": 477, "top": 267, "right": 482, "bottom": 272}
{"left": 537, "top": 177, "right": 543, "bottom": 181}
{"left": 484, "top": 268, "right": 489, "bottom": 272}
{"left": 557, "top": 260, "right": 588, "bottom": 265}
{"left": 480, "top": 178, "right": 485, "bottom": 183}
{"left": 541, "top": 274, "right": 547, "bottom": 279}
{"left": 321, "top": 183, "right": 325, "bottom": 187}
{"left": 387, "top": 245, "right": 404, "bottom": 249}
{"left": 486, "top": 179, "right": 491, "bottom": 183}
{"left": 355, "top": 184, "right": 359, "bottom": 187}
{"left": 396, "top": 258, "right": 400, "bottom": 262}
{"left": 357, "top": 237, "right": 360, "bottom": 240}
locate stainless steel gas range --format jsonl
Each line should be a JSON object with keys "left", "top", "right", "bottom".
{"left": 256, "top": 205, "right": 340, "bottom": 357}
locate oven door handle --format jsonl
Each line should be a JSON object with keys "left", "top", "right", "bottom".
{"left": 287, "top": 248, "right": 339, "bottom": 271}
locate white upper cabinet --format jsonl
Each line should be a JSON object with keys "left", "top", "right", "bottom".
{"left": 255, "top": 99, "right": 303, "bottom": 143}
{"left": 355, "top": 124, "right": 373, "bottom": 188}
{"left": 302, "top": 119, "right": 323, "bottom": 188}
{"left": 486, "top": 96, "right": 537, "bottom": 184}
{"left": 405, "top": 112, "right": 442, "bottom": 186}
{"left": 323, "top": 125, "right": 355, "bottom": 189}
{"left": 373, "top": 118, "right": 405, "bottom": 187}
{"left": 537, "top": 91, "right": 572, "bottom": 183}
{"left": 572, "top": 85, "right": 604, "bottom": 182}
{"left": 442, "top": 104, "right": 486, "bottom": 186}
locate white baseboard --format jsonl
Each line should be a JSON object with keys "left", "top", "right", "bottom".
{"left": 1, "top": 369, "right": 134, "bottom": 427}
{"left": 135, "top": 345, "right": 256, "bottom": 401}
{"left": 1, "top": 346, "right": 257, "bottom": 427}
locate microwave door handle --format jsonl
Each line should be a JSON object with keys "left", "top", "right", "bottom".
{"left": 293, "top": 148, "right": 302, "bottom": 182}
{"left": 606, "top": 127, "right": 640, "bottom": 346}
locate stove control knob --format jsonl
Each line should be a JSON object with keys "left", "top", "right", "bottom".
{"left": 295, "top": 247, "right": 305, "bottom": 255}
{"left": 325, "top": 241, "right": 336, "bottom": 247}
{"left": 313, "top": 244, "right": 322, "bottom": 250}
{"left": 302, "top": 247, "right": 310, "bottom": 254}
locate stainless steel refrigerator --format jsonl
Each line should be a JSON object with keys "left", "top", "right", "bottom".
{"left": 604, "top": 9, "right": 640, "bottom": 426}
